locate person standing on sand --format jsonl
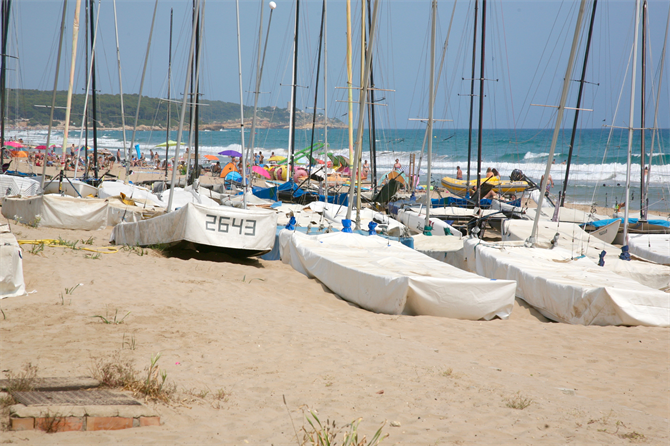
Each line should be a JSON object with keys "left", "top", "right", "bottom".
{"left": 116, "top": 149, "right": 121, "bottom": 162}
{"left": 362, "top": 160, "right": 370, "bottom": 178}
{"left": 393, "top": 159, "right": 401, "bottom": 171}
{"left": 541, "top": 173, "right": 554, "bottom": 196}
{"left": 456, "top": 166, "right": 463, "bottom": 180}
{"left": 259, "top": 152, "right": 264, "bottom": 165}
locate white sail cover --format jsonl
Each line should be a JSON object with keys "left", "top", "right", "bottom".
{"left": 279, "top": 230, "right": 516, "bottom": 320}
{"left": 1, "top": 195, "right": 144, "bottom": 230}
{"left": 412, "top": 234, "right": 468, "bottom": 270}
{"left": 501, "top": 219, "right": 670, "bottom": 291}
{"left": 0, "top": 175, "right": 41, "bottom": 199}
{"left": 0, "top": 228, "right": 25, "bottom": 299}
{"left": 397, "top": 209, "right": 462, "bottom": 238}
{"left": 462, "top": 239, "right": 670, "bottom": 327}
{"left": 112, "top": 202, "right": 278, "bottom": 255}
{"left": 629, "top": 234, "right": 670, "bottom": 265}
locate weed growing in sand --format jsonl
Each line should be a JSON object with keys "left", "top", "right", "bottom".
{"left": 93, "top": 308, "right": 131, "bottom": 325}
{"left": 4, "top": 362, "right": 38, "bottom": 392}
{"left": 55, "top": 237, "right": 79, "bottom": 250}
{"left": 90, "top": 352, "right": 175, "bottom": 403}
{"left": 121, "top": 245, "right": 147, "bottom": 256}
{"left": 28, "top": 242, "right": 45, "bottom": 255}
{"left": 59, "top": 283, "right": 82, "bottom": 305}
{"left": 300, "top": 410, "right": 388, "bottom": 446}
{"left": 81, "top": 236, "right": 95, "bottom": 245}
{"left": 28, "top": 216, "right": 41, "bottom": 228}
{"left": 619, "top": 431, "right": 646, "bottom": 441}
{"left": 122, "top": 333, "right": 137, "bottom": 350}
{"left": 504, "top": 392, "right": 532, "bottom": 410}
{"left": 241, "top": 275, "right": 265, "bottom": 284}
{"left": 147, "top": 244, "right": 170, "bottom": 255}
{"left": 0, "top": 307, "right": 5, "bottom": 320}
{"left": 85, "top": 253, "right": 102, "bottom": 260}
{"left": 441, "top": 368, "right": 453, "bottom": 377}
{"left": 36, "top": 410, "right": 64, "bottom": 433}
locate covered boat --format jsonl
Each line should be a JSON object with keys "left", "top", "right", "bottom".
{"left": 440, "top": 175, "right": 528, "bottom": 196}
{"left": 628, "top": 233, "right": 670, "bottom": 265}
{"left": 112, "top": 202, "right": 278, "bottom": 257}
{"left": 0, "top": 226, "right": 25, "bottom": 299}
{"left": 279, "top": 230, "right": 516, "bottom": 320}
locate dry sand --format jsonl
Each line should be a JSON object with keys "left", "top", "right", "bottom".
{"left": 0, "top": 215, "right": 668, "bottom": 445}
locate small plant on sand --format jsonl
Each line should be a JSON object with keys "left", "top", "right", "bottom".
{"left": 36, "top": 410, "right": 64, "bottom": 433}
{"left": 85, "top": 253, "right": 102, "bottom": 260}
{"left": 122, "top": 333, "right": 137, "bottom": 350}
{"left": 28, "top": 215, "right": 41, "bottom": 228}
{"left": 121, "top": 245, "right": 147, "bottom": 256}
{"left": 300, "top": 410, "right": 388, "bottom": 446}
{"left": 93, "top": 308, "right": 130, "bottom": 325}
{"left": 504, "top": 392, "right": 533, "bottom": 410}
{"left": 441, "top": 368, "right": 453, "bottom": 377}
{"left": 81, "top": 236, "right": 95, "bottom": 245}
{"left": 28, "top": 242, "right": 45, "bottom": 255}
{"left": 55, "top": 237, "right": 79, "bottom": 250}
{"left": 619, "top": 431, "right": 646, "bottom": 442}
{"left": 59, "top": 283, "right": 82, "bottom": 305}
{"left": 0, "top": 307, "right": 5, "bottom": 320}
{"left": 90, "top": 353, "right": 175, "bottom": 403}
{"left": 241, "top": 275, "right": 265, "bottom": 284}
{"left": 4, "top": 362, "right": 38, "bottom": 392}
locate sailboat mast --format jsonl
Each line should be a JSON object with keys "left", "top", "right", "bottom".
{"left": 59, "top": 0, "right": 83, "bottom": 187}
{"left": 366, "top": 0, "right": 378, "bottom": 194}
{"left": 113, "top": 0, "right": 127, "bottom": 180}
{"left": 235, "top": 0, "right": 247, "bottom": 208}
{"left": 423, "top": 0, "right": 437, "bottom": 236}
{"left": 346, "top": 0, "right": 353, "bottom": 170}
{"left": 528, "top": 0, "right": 587, "bottom": 246}
{"left": 288, "top": 0, "right": 300, "bottom": 176}
{"left": 127, "top": 0, "right": 159, "bottom": 181}
{"left": 89, "top": 0, "right": 99, "bottom": 180}
{"left": 561, "top": 0, "right": 598, "bottom": 207}
{"left": 622, "top": 0, "right": 642, "bottom": 246}
{"left": 165, "top": 8, "right": 173, "bottom": 176}
{"left": 466, "top": 0, "right": 478, "bottom": 197}
{"left": 307, "top": 0, "right": 326, "bottom": 190}
{"left": 249, "top": 1, "right": 276, "bottom": 164}
{"left": 475, "top": 0, "right": 487, "bottom": 201}
{"left": 41, "top": 0, "right": 67, "bottom": 189}
{"left": 0, "top": 0, "right": 11, "bottom": 164}
{"left": 167, "top": 0, "right": 200, "bottom": 212}
{"left": 640, "top": 0, "right": 647, "bottom": 220}
{"left": 355, "top": 0, "right": 366, "bottom": 218}
{"left": 323, "top": 0, "right": 329, "bottom": 202}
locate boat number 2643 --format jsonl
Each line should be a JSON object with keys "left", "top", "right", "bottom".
{"left": 205, "top": 214, "right": 257, "bottom": 236}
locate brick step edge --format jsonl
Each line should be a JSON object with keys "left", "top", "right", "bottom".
{"left": 10, "top": 415, "right": 160, "bottom": 432}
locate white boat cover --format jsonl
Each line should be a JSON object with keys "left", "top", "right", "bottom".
{"left": 629, "top": 234, "right": 670, "bottom": 265}
{"left": 98, "top": 181, "right": 165, "bottom": 207}
{"left": 309, "top": 202, "right": 407, "bottom": 236}
{"left": 279, "top": 230, "right": 516, "bottom": 320}
{"left": 501, "top": 219, "right": 670, "bottom": 291}
{"left": 397, "top": 209, "right": 462, "bottom": 238}
{"left": 412, "top": 234, "right": 468, "bottom": 270}
{"left": 0, "top": 228, "right": 26, "bottom": 299}
{"left": 112, "top": 202, "right": 278, "bottom": 255}
{"left": 43, "top": 178, "right": 99, "bottom": 198}
{"left": 0, "top": 175, "right": 41, "bottom": 199}
{"left": 462, "top": 239, "right": 670, "bottom": 327}
{"left": 1, "top": 195, "right": 144, "bottom": 230}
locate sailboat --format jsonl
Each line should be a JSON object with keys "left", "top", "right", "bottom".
{"left": 458, "top": 0, "right": 669, "bottom": 327}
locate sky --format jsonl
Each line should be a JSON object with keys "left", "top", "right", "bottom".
{"left": 6, "top": 0, "right": 670, "bottom": 130}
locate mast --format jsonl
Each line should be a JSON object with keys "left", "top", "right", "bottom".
{"left": 561, "top": 0, "right": 598, "bottom": 207}
{"left": 307, "top": 0, "right": 326, "bottom": 189}
{"left": 41, "top": 0, "right": 67, "bottom": 189}
{"left": 324, "top": 0, "right": 329, "bottom": 202}
{"left": 528, "top": 0, "right": 587, "bottom": 246}
{"left": 0, "top": 0, "right": 11, "bottom": 166}
{"left": 346, "top": 0, "right": 353, "bottom": 172}
{"left": 465, "top": 0, "right": 478, "bottom": 198}
{"left": 165, "top": 8, "right": 173, "bottom": 176}
{"left": 366, "top": 0, "right": 378, "bottom": 193}
{"left": 345, "top": 0, "right": 379, "bottom": 225}
{"left": 639, "top": 0, "right": 647, "bottom": 220}
{"left": 112, "top": 0, "right": 127, "bottom": 180}
{"left": 167, "top": 0, "right": 200, "bottom": 212}
{"left": 127, "top": 0, "right": 159, "bottom": 181}
{"left": 185, "top": 2, "right": 202, "bottom": 183}
{"left": 249, "top": 1, "right": 276, "bottom": 169}
{"left": 423, "top": 0, "right": 437, "bottom": 236}
{"left": 475, "top": 0, "right": 487, "bottom": 202}
{"left": 288, "top": 0, "right": 300, "bottom": 176}
{"left": 89, "top": 0, "right": 99, "bottom": 180}
{"left": 354, "top": 0, "right": 366, "bottom": 221}
{"left": 58, "top": 0, "right": 83, "bottom": 192}
{"left": 622, "top": 0, "right": 642, "bottom": 248}
{"left": 235, "top": 0, "right": 247, "bottom": 208}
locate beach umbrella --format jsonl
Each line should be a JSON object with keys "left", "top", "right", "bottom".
{"left": 50, "top": 144, "right": 62, "bottom": 149}
{"left": 204, "top": 154, "right": 220, "bottom": 161}
{"left": 34, "top": 145, "right": 48, "bottom": 150}
{"left": 218, "top": 149, "right": 242, "bottom": 157}
{"left": 268, "top": 155, "right": 286, "bottom": 162}
{"left": 10, "top": 150, "right": 27, "bottom": 158}
{"left": 155, "top": 140, "right": 178, "bottom": 147}
{"left": 252, "top": 165, "right": 271, "bottom": 179}
{"left": 5, "top": 141, "right": 23, "bottom": 148}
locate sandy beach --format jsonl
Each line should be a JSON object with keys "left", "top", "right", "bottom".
{"left": 1, "top": 208, "right": 668, "bottom": 445}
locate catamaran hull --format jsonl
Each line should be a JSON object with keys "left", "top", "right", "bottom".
{"left": 441, "top": 175, "right": 528, "bottom": 195}
{"left": 112, "top": 202, "right": 278, "bottom": 257}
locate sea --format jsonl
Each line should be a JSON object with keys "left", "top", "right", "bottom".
{"left": 12, "top": 126, "right": 670, "bottom": 212}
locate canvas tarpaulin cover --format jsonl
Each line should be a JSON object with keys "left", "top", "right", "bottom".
{"left": 111, "top": 202, "right": 278, "bottom": 255}
{"left": 462, "top": 239, "right": 670, "bottom": 327}
{"left": 0, "top": 228, "right": 26, "bottom": 299}
{"left": 279, "top": 230, "right": 516, "bottom": 320}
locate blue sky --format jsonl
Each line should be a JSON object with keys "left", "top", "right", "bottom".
{"left": 7, "top": 0, "right": 670, "bottom": 130}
